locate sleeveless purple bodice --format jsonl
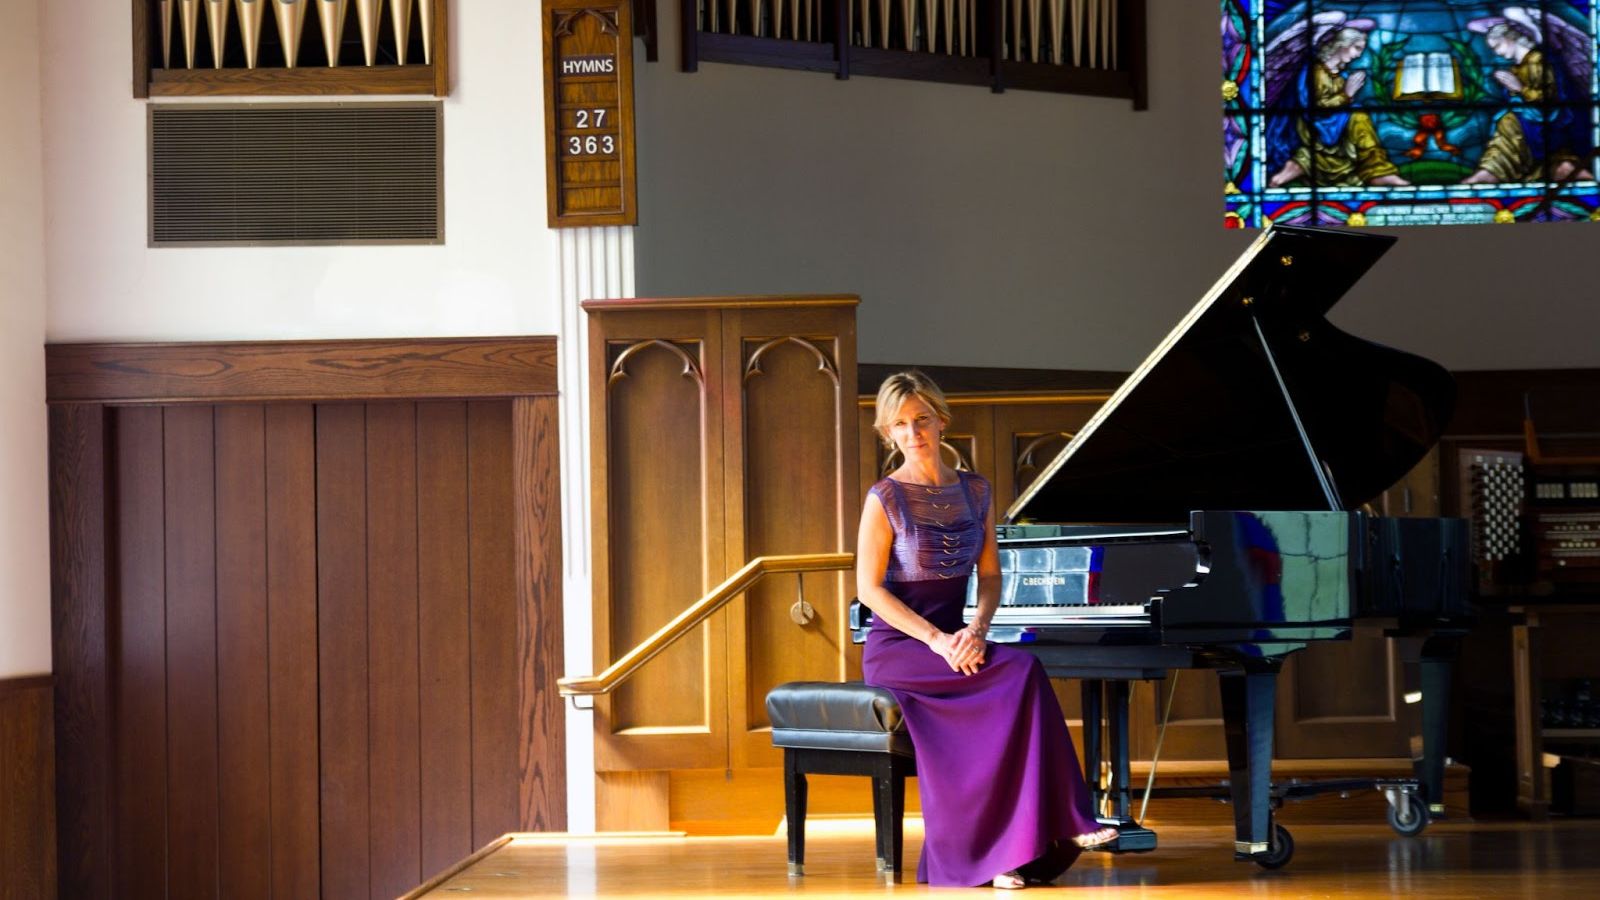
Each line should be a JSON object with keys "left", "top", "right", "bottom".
{"left": 868, "top": 472, "right": 990, "bottom": 584}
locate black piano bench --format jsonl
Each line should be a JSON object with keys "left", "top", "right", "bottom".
{"left": 765, "top": 681, "right": 916, "bottom": 878}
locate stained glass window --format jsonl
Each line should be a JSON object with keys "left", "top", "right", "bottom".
{"left": 1223, "top": 1, "right": 1600, "bottom": 226}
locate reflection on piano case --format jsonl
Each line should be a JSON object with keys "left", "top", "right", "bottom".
{"left": 854, "top": 224, "right": 1472, "bottom": 869}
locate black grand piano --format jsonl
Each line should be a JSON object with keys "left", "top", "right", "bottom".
{"left": 855, "top": 224, "right": 1472, "bottom": 868}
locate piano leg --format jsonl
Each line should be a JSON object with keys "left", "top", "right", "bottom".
{"left": 1080, "top": 679, "right": 1104, "bottom": 812}
{"left": 1109, "top": 680, "right": 1133, "bottom": 819}
{"left": 1219, "top": 669, "right": 1279, "bottom": 860}
{"left": 1086, "top": 678, "right": 1158, "bottom": 852}
{"left": 1417, "top": 633, "right": 1459, "bottom": 817}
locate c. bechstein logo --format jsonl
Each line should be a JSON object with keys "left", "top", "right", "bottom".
{"left": 1021, "top": 575, "right": 1067, "bottom": 586}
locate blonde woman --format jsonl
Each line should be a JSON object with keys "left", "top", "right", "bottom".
{"left": 857, "top": 371, "right": 1116, "bottom": 889}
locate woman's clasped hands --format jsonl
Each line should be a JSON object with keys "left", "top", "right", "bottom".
{"left": 930, "top": 626, "right": 987, "bottom": 675}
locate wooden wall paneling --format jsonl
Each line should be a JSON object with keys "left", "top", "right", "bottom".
{"left": 111, "top": 406, "right": 168, "bottom": 897}
{"left": 1274, "top": 628, "right": 1408, "bottom": 759}
{"left": 726, "top": 308, "right": 858, "bottom": 768}
{"left": 1145, "top": 670, "right": 1226, "bottom": 761}
{"left": 264, "top": 404, "right": 322, "bottom": 898}
{"left": 513, "top": 396, "right": 567, "bottom": 830}
{"left": 163, "top": 406, "right": 222, "bottom": 896}
{"left": 46, "top": 336, "right": 558, "bottom": 405}
{"left": 48, "top": 404, "right": 113, "bottom": 899}
{"left": 468, "top": 400, "right": 520, "bottom": 844}
{"left": 417, "top": 401, "right": 474, "bottom": 869}
{"left": 214, "top": 406, "right": 272, "bottom": 899}
{"left": 857, "top": 406, "right": 880, "bottom": 507}
{"left": 989, "top": 402, "right": 1100, "bottom": 512}
{"left": 316, "top": 403, "right": 371, "bottom": 900}
{"left": 367, "top": 402, "right": 424, "bottom": 896}
{"left": 0, "top": 677, "right": 57, "bottom": 900}
{"left": 589, "top": 309, "right": 728, "bottom": 771}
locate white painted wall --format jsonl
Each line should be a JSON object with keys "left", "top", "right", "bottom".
{"left": 0, "top": 0, "right": 52, "bottom": 678}
{"left": 41, "top": 0, "right": 563, "bottom": 342}
{"left": 633, "top": 2, "right": 1600, "bottom": 372}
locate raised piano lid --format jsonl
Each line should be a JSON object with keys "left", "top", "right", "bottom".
{"left": 1006, "top": 224, "right": 1455, "bottom": 525}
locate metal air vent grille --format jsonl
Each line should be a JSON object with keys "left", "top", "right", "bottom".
{"left": 150, "top": 103, "right": 442, "bottom": 245}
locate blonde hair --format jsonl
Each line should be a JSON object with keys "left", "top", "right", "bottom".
{"left": 873, "top": 371, "right": 952, "bottom": 449}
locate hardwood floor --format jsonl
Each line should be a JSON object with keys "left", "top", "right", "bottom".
{"left": 411, "top": 818, "right": 1600, "bottom": 897}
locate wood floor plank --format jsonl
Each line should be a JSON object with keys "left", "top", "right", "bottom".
{"left": 412, "top": 821, "right": 1600, "bottom": 898}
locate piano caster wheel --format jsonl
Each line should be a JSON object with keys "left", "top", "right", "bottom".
{"left": 1252, "top": 824, "right": 1294, "bottom": 870}
{"left": 1387, "top": 792, "right": 1430, "bottom": 837}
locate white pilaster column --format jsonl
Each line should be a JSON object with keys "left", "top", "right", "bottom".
{"left": 0, "top": 0, "right": 52, "bottom": 680}
{"left": 556, "top": 225, "right": 634, "bottom": 833}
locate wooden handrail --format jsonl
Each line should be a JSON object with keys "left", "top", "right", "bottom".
{"left": 558, "top": 552, "right": 856, "bottom": 697}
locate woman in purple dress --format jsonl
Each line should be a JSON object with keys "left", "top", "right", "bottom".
{"left": 857, "top": 371, "right": 1117, "bottom": 889}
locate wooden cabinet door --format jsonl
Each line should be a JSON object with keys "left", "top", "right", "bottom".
{"left": 725, "top": 307, "right": 859, "bottom": 768}
{"left": 590, "top": 309, "right": 730, "bottom": 771}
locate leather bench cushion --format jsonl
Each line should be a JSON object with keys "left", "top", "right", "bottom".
{"left": 766, "top": 681, "right": 913, "bottom": 757}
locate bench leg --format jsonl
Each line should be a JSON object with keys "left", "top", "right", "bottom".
{"left": 872, "top": 755, "right": 908, "bottom": 877}
{"left": 785, "top": 750, "right": 808, "bottom": 875}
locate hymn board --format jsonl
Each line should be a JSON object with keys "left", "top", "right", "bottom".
{"left": 541, "top": 0, "right": 638, "bottom": 227}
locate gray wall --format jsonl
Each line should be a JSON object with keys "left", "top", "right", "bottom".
{"left": 634, "top": 2, "right": 1598, "bottom": 372}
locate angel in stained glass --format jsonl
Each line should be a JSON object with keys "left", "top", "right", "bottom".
{"left": 1265, "top": 11, "right": 1412, "bottom": 188}
{"left": 1461, "top": 6, "right": 1594, "bottom": 184}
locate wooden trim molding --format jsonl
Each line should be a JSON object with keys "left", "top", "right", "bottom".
{"left": 0, "top": 674, "right": 52, "bottom": 695}
{"left": 581, "top": 295, "right": 859, "bottom": 312}
{"left": 46, "top": 337, "right": 558, "bottom": 405}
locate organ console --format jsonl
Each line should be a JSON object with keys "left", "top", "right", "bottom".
{"left": 856, "top": 224, "right": 1473, "bottom": 868}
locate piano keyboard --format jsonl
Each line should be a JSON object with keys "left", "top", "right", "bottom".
{"left": 974, "top": 603, "right": 1151, "bottom": 627}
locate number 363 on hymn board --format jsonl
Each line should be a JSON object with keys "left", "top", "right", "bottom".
{"left": 541, "top": 0, "right": 638, "bottom": 227}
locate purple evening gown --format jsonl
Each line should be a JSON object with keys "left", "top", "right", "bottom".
{"left": 862, "top": 473, "right": 1102, "bottom": 887}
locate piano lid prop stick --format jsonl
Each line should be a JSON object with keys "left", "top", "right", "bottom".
{"left": 204, "top": 0, "right": 231, "bottom": 69}
{"left": 390, "top": 0, "right": 413, "bottom": 65}
{"left": 354, "top": 0, "right": 381, "bottom": 66}
{"left": 1138, "top": 669, "right": 1179, "bottom": 823}
{"left": 272, "top": 0, "right": 308, "bottom": 68}
{"left": 317, "top": 0, "right": 348, "bottom": 66}
{"left": 179, "top": 0, "right": 200, "bottom": 69}
{"left": 237, "top": 0, "right": 266, "bottom": 69}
